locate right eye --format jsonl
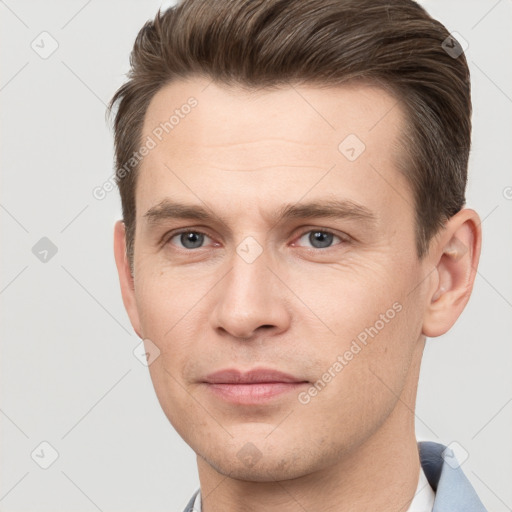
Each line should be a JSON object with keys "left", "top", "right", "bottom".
{"left": 167, "top": 230, "right": 214, "bottom": 250}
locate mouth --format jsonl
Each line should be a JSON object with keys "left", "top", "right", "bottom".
{"left": 202, "top": 368, "right": 309, "bottom": 405}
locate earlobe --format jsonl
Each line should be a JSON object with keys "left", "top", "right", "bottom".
{"left": 422, "top": 209, "right": 482, "bottom": 338}
{"left": 113, "top": 220, "right": 142, "bottom": 338}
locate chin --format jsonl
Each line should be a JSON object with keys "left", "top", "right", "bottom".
{"left": 209, "top": 460, "right": 304, "bottom": 482}
{"left": 198, "top": 443, "right": 316, "bottom": 482}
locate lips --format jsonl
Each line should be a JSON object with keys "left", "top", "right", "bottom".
{"left": 202, "top": 368, "right": 308, "bottom": 405}
{"left": 204, "top": 368, "right": 306, "bottom": 384}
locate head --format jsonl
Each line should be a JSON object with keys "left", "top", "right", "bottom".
{"left": 109, "top": 0, "right": 481, "bottom": 482}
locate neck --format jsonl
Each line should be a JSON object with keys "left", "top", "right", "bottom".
{"left": 197, "top": 342, "right": 425, "bottom": 512}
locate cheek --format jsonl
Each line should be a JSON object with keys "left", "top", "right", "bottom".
{"left": 290, "top": 298, "right": 416, "bottom": 452}
{"left": 135, "top": 266, "right": 198, "bottom": 332}
{"left": 287, "top": 256, "right": 406, "bottom": 335}
{"left": 133, "top": 266, "right": 223, "bottom": 389}
{"left": 134, "top": 270, "right": 204, "bottom": 433}
{"left": 289, "top": 257, "right": 420, "bottom": 392}
{"left": 133, "top": 271, "right": 191, "bottom": 379}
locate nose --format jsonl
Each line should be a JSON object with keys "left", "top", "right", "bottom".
{"left": 210, "top": 245, "right": 292, "bottom": 341}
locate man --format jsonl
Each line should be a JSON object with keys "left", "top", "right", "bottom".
{"left": 108, "top": 0, "right": 486, "bottom": 510}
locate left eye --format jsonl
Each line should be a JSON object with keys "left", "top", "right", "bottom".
{"left": 296, "top": 230, "right": 343, "bottom": 249}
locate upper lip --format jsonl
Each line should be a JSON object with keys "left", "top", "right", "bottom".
{"left": 204, "top": 368, "right": 307, "bottom": 384}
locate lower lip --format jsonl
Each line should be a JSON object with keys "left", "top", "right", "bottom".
{"left": 205, "top": 382, "right": 307, "bottom": 404}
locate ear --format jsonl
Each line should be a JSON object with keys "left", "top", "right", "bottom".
{"left": 422, "top": 208, "right": 482, "bottom": 338}
{"left": 113, "top": 220, "right": 142, "bottom": 338}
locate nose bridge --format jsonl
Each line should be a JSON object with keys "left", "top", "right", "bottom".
{"left": 232, "top": 241, "right": 270, "bottom": 297}
{"left": 225, "top": 238, "right": 275, "bottom": 310}
{"left": 211, "top": 237, "right": 290, "bottom": 338}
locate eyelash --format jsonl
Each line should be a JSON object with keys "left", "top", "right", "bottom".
{"left": 164, "top": 228, "right": 350, "bottom": 251}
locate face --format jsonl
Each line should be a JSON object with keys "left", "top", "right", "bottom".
{"left": 118, "top": 78, "right": 434, "bottom": 480}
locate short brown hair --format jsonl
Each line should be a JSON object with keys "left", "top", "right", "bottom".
{"left": 107, "top": 0, "right": 471, "bottom": 268}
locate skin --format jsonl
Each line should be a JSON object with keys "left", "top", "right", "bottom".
{"left": 113, "top": 77, "right": 481, "bottom": 511}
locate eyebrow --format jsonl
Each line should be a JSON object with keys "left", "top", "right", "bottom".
{"left": 143, "top": 198, "right": 377, "bottom": 229}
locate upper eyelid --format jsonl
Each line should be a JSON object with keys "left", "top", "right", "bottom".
{"left": 165, "top": 228, "right": 214, "bottom": 243}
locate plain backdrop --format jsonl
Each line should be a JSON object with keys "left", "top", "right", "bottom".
{"left": 1, "top": 1, "right": 511, "bottom": 511}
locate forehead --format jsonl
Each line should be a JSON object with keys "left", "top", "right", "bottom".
{"left": 142, "top": 78, "right": 405, "bottom": 163}
{"left": 137, "top": 77, "right": 412, "bottom": 229}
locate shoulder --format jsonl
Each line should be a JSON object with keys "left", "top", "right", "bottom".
{"left": 418, "top": 441, "right": 487, "bottom": 512}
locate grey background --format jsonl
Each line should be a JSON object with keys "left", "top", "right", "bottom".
{"left": 1, "top": 0, "right": 511, "bottom": 510}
